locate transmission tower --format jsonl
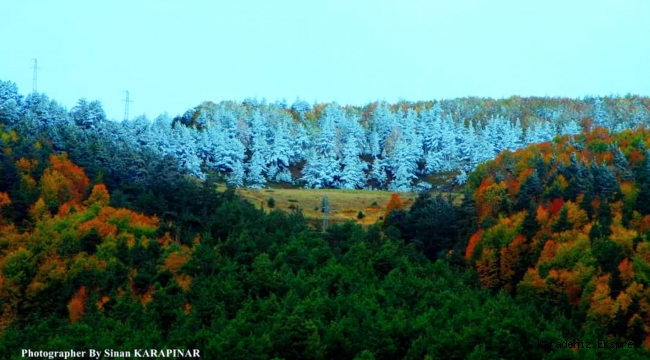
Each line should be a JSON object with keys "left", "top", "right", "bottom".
{"left": 31, "top": 59, "right": 40, "bottom": 93}
{"left": 322, "top": 196, "right": 329, "bottom": 232}
{"left": 122, "top": 90, "right": 133, "bottom": 121}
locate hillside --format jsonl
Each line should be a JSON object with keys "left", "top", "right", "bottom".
{"left": 2, "top": 124, "right": 625, "bottom": 360}
{"left": 4, "top": 88, "right": 650, "bottom": 358}
{"left": 465, "top": 127, "right": 650, "bottom": 346}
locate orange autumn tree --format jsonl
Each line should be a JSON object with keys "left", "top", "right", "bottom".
{"left": 162, "top": 247, "right": 193, "bottom": 291}
{"left": 385, "top": 193, "right": 404, "bottom": 216}
{"left": 499, "top": 235, "right": 528, "bottom": 292}
{"left": 0, "top": 192, "right": 10, "bottom": 229}
{"left": 40, "top": 153, "right": 90, "bottom": 211}
{"left": 0, "top": 192, "right": 10, "bottom": 210}
{"left": 68, "top": 286, "right": 88, "bottom": 323}
{"left": 476, "top": 248, "right": 499, "bottom": 289}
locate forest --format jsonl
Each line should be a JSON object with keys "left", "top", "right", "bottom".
{"left": 2, "top": 78, "right": 650, "bottom": 359}
{"left": 2, "top": 79, "right": 650, "bottom": 192}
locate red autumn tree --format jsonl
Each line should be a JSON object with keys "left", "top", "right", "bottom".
{"left": 465, "top": 229, "right": 484, "bottom": 260}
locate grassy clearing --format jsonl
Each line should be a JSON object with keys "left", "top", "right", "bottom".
{"left": 217, "top": 184, "right": 461, "bottom": 226}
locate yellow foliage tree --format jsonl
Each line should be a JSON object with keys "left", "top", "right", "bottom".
{"left": 16, "top": 157, "right": 37, "bottom": 175}
{"left": 565, "top": 201, "right": 588, "bottom": 230}
{"left": 29, "top": 198, "right": 49, "bottom": 221}
{"left": 589, "top": 275, "right": 614, "bottom": 320}
{"left": 609, "top": 224, "right": 637, "bottom": 257}
{"left": 84, "top": 184, "right": 110, "bottom": 207}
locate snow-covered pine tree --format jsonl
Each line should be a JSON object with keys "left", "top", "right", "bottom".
{"left": 247, "top": 151, "right": 267, "bottom": 189}
{"left": 246, "top": 111, "right": 270, "bottom": 188}
{"left": 630, "top": 100, "right": 650, "bottom": 128}
{"left": 439, "top": 116, "right": 461, "bottom": 171}
{"left": 70, "top": 99, "right": 106, "bottom": 130}
{"left": 404, "top": 108, "right": 423, "bottom": 156}
{"left": 20, "top": 92, "right": 61, "bottom": 131}
{"left": 300, "top": 105, "right": 341, "bottom": 188}
{"left": 369, "top": 152, "right": 388, "bottom": 188}
{"left": 150, "top": 113, "right": 173, "bottom": 146}
{"left": 473, "top": 122, "right": 496, "bottom": 168}
{"left": 421, "top": 102, "right": 443, "bottom": 154}
{"left": 388, "top": 140, "right": 418, "bottom": 192}
{"left": 368, "top": 129, "right": 381, "bottom": 158}
{"left": 561, "top": 120, "right": 582, "bottom": 135}
{"left": 169, "top": 124, "right": 204, "bottom": 179}
{"left": 198, "top": 109, "right": 246, "bottom": 186}
{"left": 0, "top": 80, "right": 23, "bottom": 126}
{"left": 371, "top": 102, "right": 397, "bottom": 150}
{"left": 594, "top": 162, "right": 618, "bottom": 197}
{"left": 425, "top": 150, "right": 445, "bottom": 174}
{"left": 423, "top": 108, "right": 447, "bottom": 174}
{"left": 506, "top": 118, "right": 524, "bottom": 151}
{"left": 593, "top": 97, "right": 611, "bottom": 129}
{"left": 229, "top": 160, "right": 246, "bottom": 187}
{"left": 339, "top": 134, "right": 367, "bottom": 189}
{"left": 388, "top": 131, "right": 419, "bottom": 193}
{"left": 341, "top": 113, "right": 368, "bottom": 157}
{"left": 290, "top": 98, "right": 311, "bottom": 121}
{"left": 611, "top": 142, "right": 634, "bottom": 181}
{"left": 525, "top": 120, "right": 555, "bottom": 145}
{"left": 457, "top": 125, "right": 478, "bottom": 171}
{"left": 290, "top": 122, "right": 310, "bottom": 162}
{"left": 455, "top": 169, "right": 468, "bottom": 185}
{"left": 267, "top": 118, "right": 293, "bottom": 183}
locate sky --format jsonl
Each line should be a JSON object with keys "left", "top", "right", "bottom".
{"left": 1, "top": 0, "right": 649, "bottom": 121}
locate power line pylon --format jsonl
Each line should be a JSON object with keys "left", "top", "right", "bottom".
{"left": 122, "top": 90, "right": 133, "bottom": 121}
{"left": 31, "top": 59, "right": 40, "bottom": 93}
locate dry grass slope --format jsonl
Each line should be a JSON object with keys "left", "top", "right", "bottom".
{"left": 217, "top": 184, "right": 461, "bottom": 226}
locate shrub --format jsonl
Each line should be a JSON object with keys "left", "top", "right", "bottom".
{"left": 267, "top": 197, "right": 275, "bottom": 208}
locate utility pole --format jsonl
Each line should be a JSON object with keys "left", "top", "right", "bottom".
{"left": 322, "top": 196, "right": 329, "bottom": 232}
{"left": 31, "top": 59, "right": 40, "bottom": 93}
{"left": 122, "top": 90, "right": 133, "bottom": 121}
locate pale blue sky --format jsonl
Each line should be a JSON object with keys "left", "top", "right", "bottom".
{"left": 1, "top": 1, "right": 649, "bottom": 121}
